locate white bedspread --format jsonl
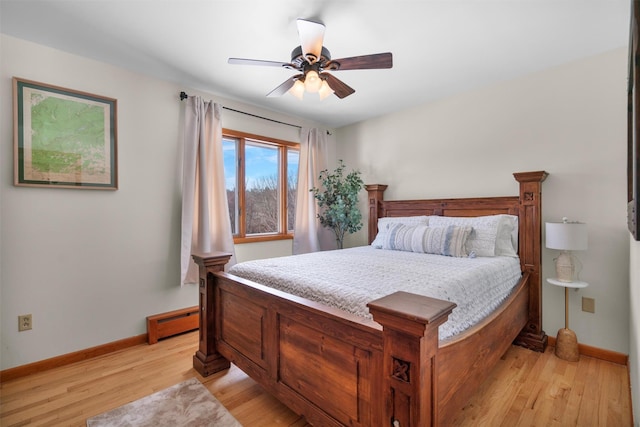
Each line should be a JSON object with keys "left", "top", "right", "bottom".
{"left": 228, "top": 246, "right": 522, "bottom": 339}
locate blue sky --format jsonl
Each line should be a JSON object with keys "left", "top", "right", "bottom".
{"left": 223, "top": 139, "right": 299, "bottom": 190}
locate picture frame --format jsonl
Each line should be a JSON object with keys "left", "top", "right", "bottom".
{"left": 628, "top": 1, "right": 639, "bottom": 240}
{"left": 13, "top": 77, "right": 118, "bottom": 190}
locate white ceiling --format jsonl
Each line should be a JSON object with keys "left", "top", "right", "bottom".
{"left": 0, "top": 0, "right": 631, "bottom": 128}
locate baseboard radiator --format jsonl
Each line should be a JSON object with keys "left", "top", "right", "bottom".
{"left": 146, "top": 306, "right": 199, "bottom": 344}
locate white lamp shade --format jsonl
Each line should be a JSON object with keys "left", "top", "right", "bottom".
{"left": 318, "top": 80, "right": 334, "bottom": 100}
{"left": 545, "top": 221, "right": 588, "bottom": 251}
{"left": 288, "top": 80, "right": 305, "bottom": 100}
{"left": 303, "top": 70, "right": 322, "bottom": 93}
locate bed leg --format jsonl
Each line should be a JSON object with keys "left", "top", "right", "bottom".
{"left": 368, "top": 292, "right": 456, "bottom": 427}
{"left": 191, "top": 252, "right": 233, "bottom": 377}
{"left": 514, "top": 328, "right": 548, "bottom": 353}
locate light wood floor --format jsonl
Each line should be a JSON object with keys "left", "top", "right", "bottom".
{"left": 0, "top": 331, "right": 632, "bottom": 426}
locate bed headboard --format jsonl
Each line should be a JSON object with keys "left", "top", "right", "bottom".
{"left": 364, "top": 171, "right": 548, "bottom": 351}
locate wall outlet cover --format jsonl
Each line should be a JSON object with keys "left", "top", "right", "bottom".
{"left": 582, "top": 297, "right": 595, "bottom": 313}
{"left": 18, "top": 314, "right": 32, "bottom": 331}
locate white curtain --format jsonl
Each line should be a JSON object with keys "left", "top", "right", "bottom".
{"left": 293, "top": 128, "right": 334, "bottom": 254}
{"left": 180, "top": 96, "right": 236, "bottom": 285}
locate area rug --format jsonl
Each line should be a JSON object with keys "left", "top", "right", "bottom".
{"left": 86, "top": 377, "right": 242, "bottom": 426}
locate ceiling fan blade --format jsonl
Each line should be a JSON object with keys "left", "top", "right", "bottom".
{"left": 228, "top": 58, "right": 295, "bottom": 69}
{"left": 266, "top": 75, "right": 301, "bottom": 97}
{"left": 323, "top": 73, "right": 355, "bottom": 99}
{"left": 297, "top": 18, "right": 325, "bottom": 63}
{"left": 326, "top": 52, "right": 393, "bottom": 70}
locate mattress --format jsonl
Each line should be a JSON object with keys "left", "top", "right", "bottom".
{"left": 228, "top": 245, "right": 522, "bottom": 339}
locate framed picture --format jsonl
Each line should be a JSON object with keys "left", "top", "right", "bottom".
{"left": 13, "top": 77, "right": 118, "bottom": 190}
{"left": 629, "top": 2, "right": 639, "bottom": 240}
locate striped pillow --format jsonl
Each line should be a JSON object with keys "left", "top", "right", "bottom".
{"left": 382, "top": 224, "right": 473, "bottom": 257}
{"left": 371, "top": 215, "right": 430, "bottom": 248}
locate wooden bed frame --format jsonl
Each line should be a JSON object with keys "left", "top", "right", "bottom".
{"left": 191, "top": 171, "right": 548, "bottom": 426}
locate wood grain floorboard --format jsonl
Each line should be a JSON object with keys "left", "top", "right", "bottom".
{"left": 0, "top": 331, "right": 632, "bottom": 426}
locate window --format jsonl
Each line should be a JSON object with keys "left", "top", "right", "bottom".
{"left": 223, "top": 129, "right": 299, "bottom": 243}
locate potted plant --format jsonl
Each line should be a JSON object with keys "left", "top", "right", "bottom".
{"left": 311, "top": 160, "right": 364, "bottom": 249}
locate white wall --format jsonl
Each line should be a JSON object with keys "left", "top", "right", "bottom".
{"left": 338, "top": 48, "right": 630, "bottom": 354}
{"left": 0, "top": 35, "right": 326, "bottom": 369}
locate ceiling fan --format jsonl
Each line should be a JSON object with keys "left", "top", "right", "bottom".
{"left": 228, "top": 18, "right": 393, "bottom": 100}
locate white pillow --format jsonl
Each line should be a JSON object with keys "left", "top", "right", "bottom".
{"left": 497, "top": 215, "right": 518, "bottom": 257}
{"left": 371, "top": 215, "right": 430, "bottom": 248}
{"left": 382, "top": 223, "right": 473, "bottom": 257}
{"left": 428, "top": 214, "right": 518, "bottom": 257}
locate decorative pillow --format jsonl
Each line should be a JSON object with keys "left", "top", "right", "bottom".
{"left": 496, "top": 215, "right": 518, "bottom": 257}
{"left": 428, "top": 214, "right": 518, "bottom": 257}
{"left": 382, "top": 224, "right": 473, "bottom": 257}
{"left": 371, "top": 215, "right": 430, "bottom": 248}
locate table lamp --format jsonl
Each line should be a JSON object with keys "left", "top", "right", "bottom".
{"left": 545, "top": 217, "right": 588, "bottom": 282}
{"left": 545, "top": 217, "right": 588, "bottom": 362}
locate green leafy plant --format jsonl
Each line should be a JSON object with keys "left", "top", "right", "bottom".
{"left": 311, "top": 160, "right": 364, "bottom": 249}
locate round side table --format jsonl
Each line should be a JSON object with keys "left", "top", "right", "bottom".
{"left": 546, "top": 278, "right": 588, "bottom": 362}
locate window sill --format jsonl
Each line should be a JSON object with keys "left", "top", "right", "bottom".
{"left": 234, "top": 234, "right": 294, "bottom": 244}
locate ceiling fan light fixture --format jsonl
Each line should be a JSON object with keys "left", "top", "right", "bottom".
{"left": 304, "top": 70, "right": 322, "bottom": 93}
{"left": 289, "top": 79, "right": 305, "bottom": 100}
{"left": 318, "top": 79, "right": 334, "bottom": 100}
{"left": 229, "top": 18, "right": 391, "bottom": 101}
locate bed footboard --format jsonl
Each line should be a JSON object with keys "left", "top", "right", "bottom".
{"left": 192, "top": 252, "right": 456, "bottom": 426}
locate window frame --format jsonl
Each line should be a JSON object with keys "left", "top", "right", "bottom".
{"left": 223, "top": 128, "right": 300, "bottom": 244}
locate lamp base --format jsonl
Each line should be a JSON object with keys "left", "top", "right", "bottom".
{"left": 555, "top": 251, "right": 575, "bottom": 282}
{"left": 555, "top": 328, "right": 579, "bottom": 362}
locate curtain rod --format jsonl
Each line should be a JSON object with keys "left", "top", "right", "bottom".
{"left": 180, "top": 91, "right": 301, "bottom": 130}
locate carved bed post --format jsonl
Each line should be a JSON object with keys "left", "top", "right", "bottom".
{"left": 368, "top": 292, "right": 456, "bottom": 427}
{"left": 191, "top": 251, "right": 233, "bottom": 376}
{"left": 512, "top": 171, "right": 548, "bottom": 352}
{"left": 365, "top": 184, "right": 388, "bottom": 245}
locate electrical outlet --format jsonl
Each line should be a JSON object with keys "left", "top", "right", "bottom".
{"left": 582, "top": 297, "right": 595, "bottom": 313}
{"left": 18, "top": 314, "right": 32, "bottom": 331}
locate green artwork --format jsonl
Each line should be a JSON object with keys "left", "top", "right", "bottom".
{"left": 14, "top": 78, "right": 117, "bottom": 189}
{"left": 30, "top": 95, "right": 106, "bottom": 175}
